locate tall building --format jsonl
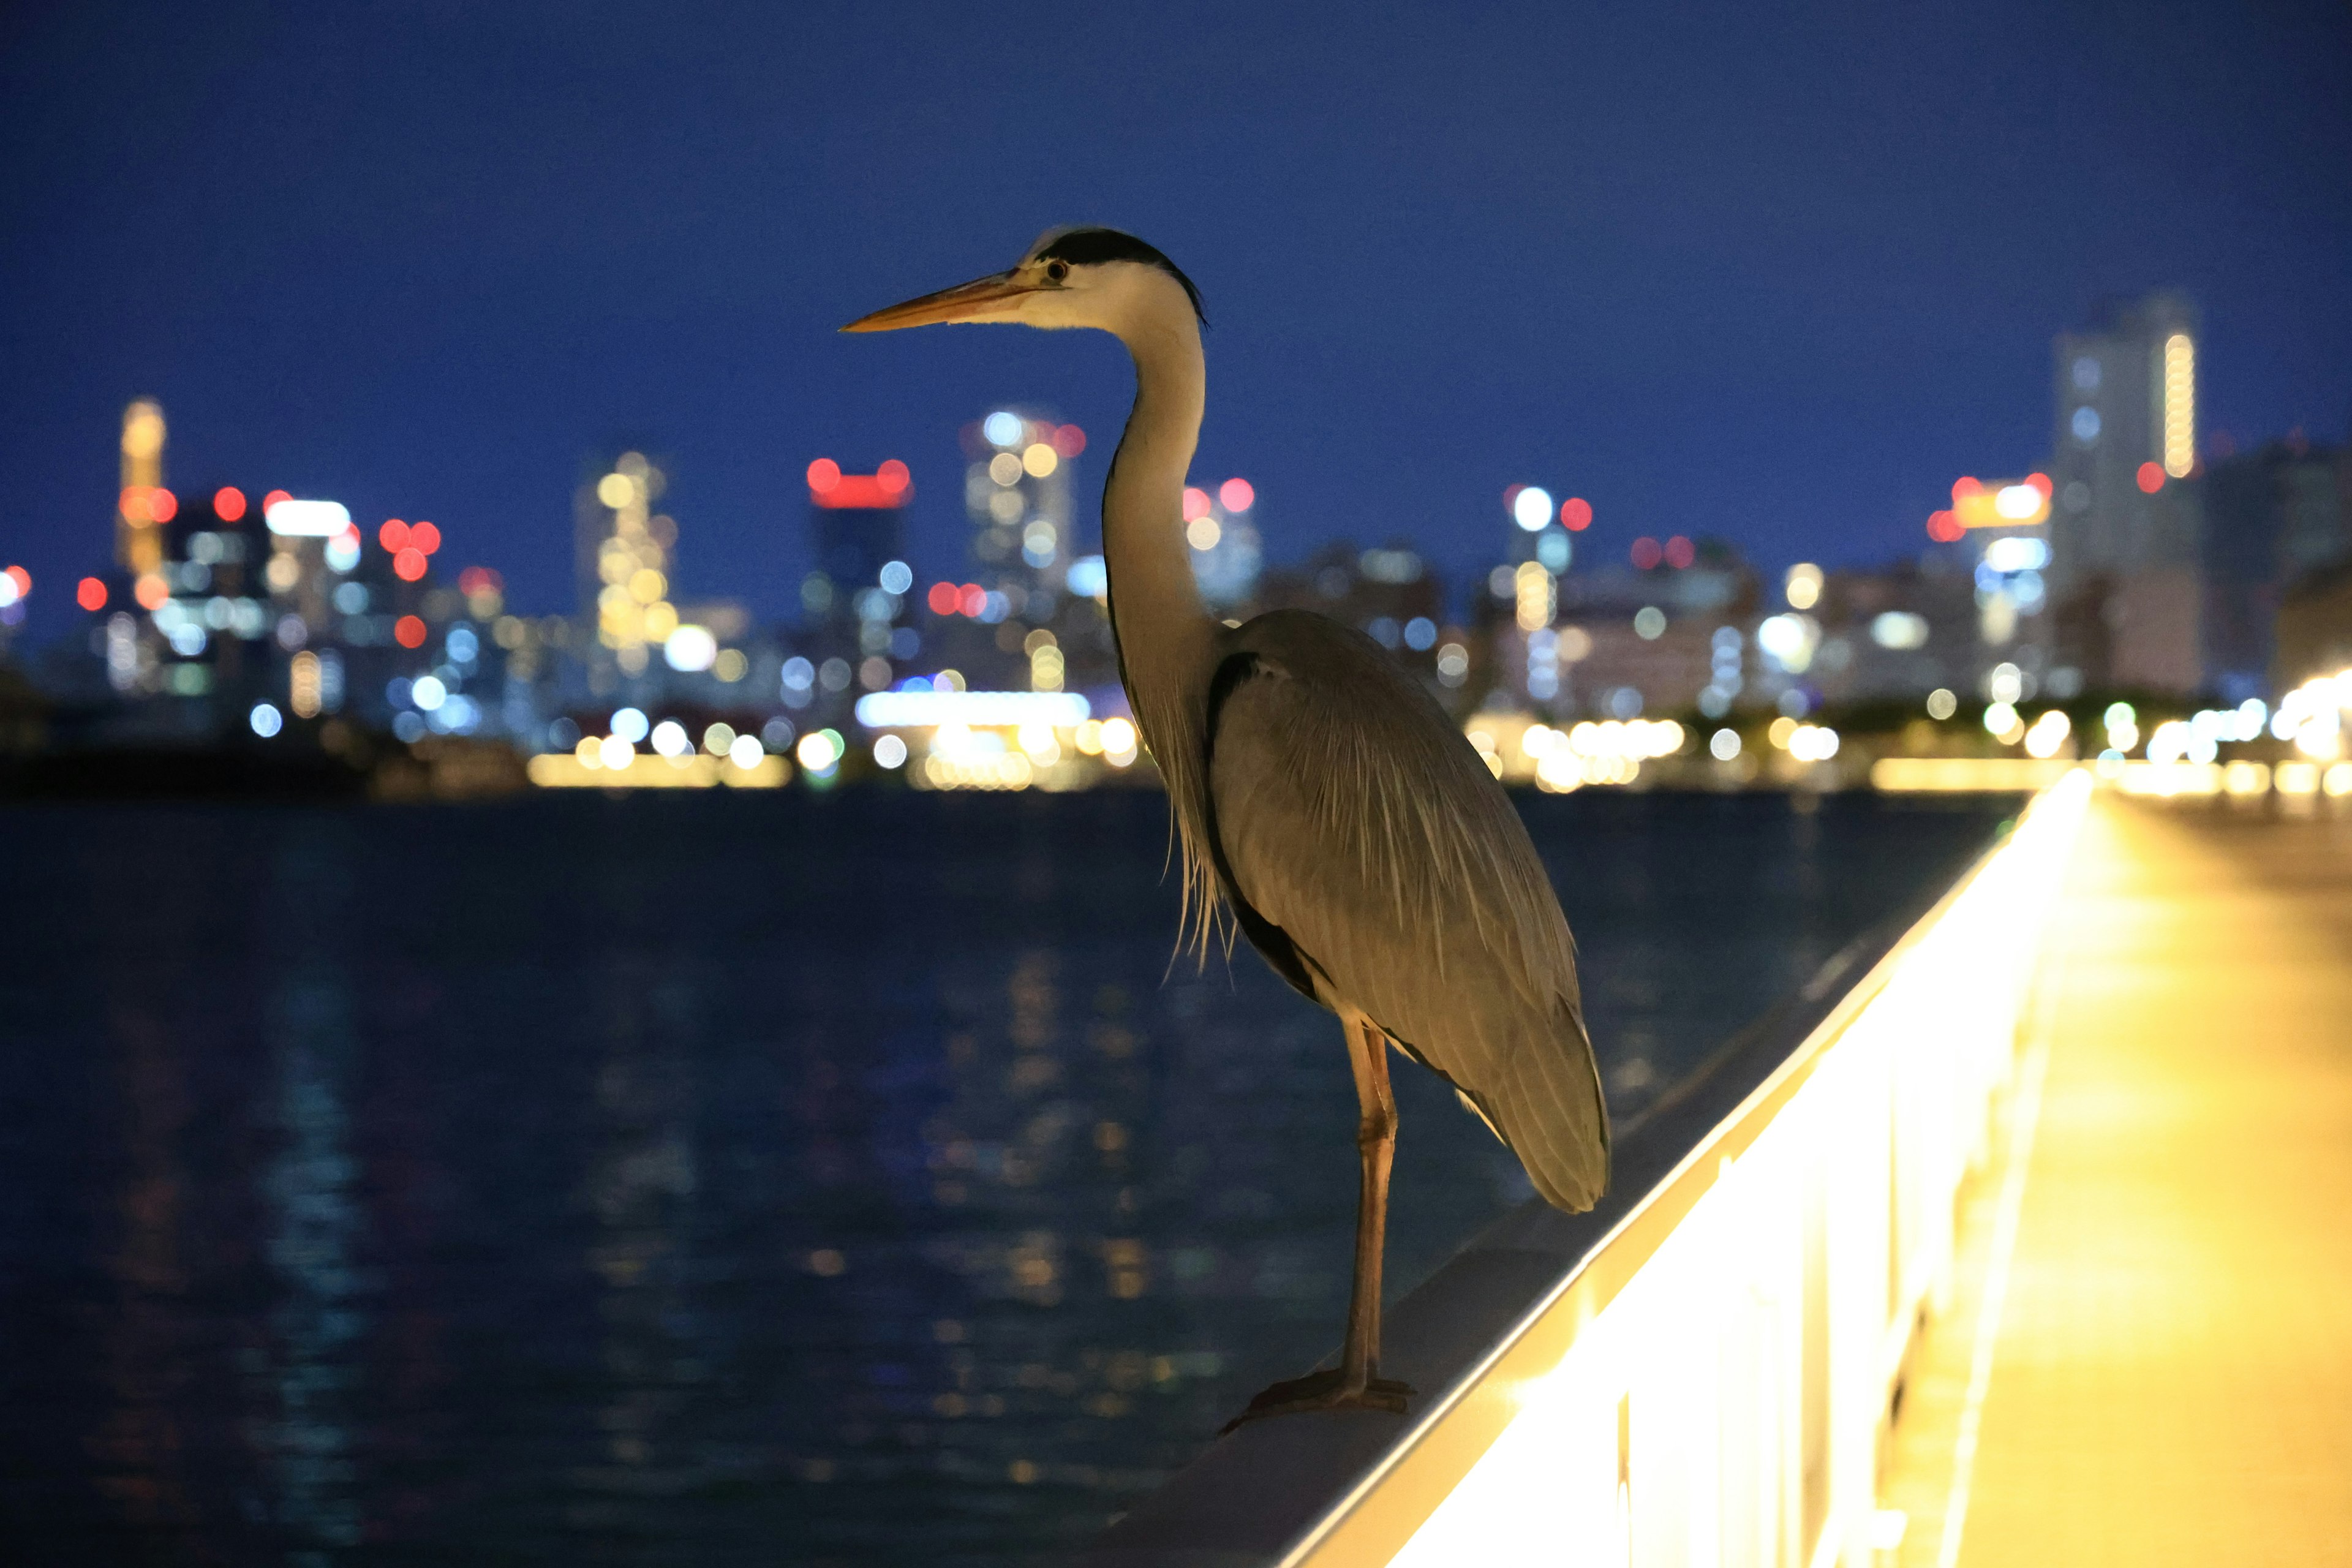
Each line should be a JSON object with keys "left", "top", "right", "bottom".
{"left": 2200, "top": 437, "right": 2352, "bottom": 700}
{"left": 575, "top": 451, "right": 679, "bottom": 692}
{"left": 2048, "top": 292, "right": 2203, "bottom": 693}
{"left": 962, "top": 408, "right": 1082, "bottom": 605}
{"left": 116, "top": 399, "right": 167, "bottom": 579}
{"left": 803, "top": 456, "right": 915, "bottom": 702}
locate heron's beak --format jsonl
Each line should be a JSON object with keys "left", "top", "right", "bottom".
{"left": 841, "top": 271, "right": 1038, "bottom": 333}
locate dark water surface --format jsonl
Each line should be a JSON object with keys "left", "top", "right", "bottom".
{"left": 0, "top": 789, "right": 2012, "bottom": 1564}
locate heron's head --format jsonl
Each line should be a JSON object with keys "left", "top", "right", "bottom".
{"left": 842, "top": 227, "right": 1204, "bottom": 339}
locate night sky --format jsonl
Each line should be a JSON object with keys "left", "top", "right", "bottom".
{"left": 4, "top": 1, "right": 2348, "bottom": 644}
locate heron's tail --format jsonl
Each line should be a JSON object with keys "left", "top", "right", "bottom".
{"left": 1483, "top": 998, "right": 1610, "bottom": 1213}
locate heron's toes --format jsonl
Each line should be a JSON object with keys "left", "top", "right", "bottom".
{"left": 1219, "top": 1369, "right": 1413, "bottom": 1432}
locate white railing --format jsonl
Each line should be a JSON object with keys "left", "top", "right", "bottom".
{"left": 1090, "top": 771, "right": 2092, "bottom": 1568}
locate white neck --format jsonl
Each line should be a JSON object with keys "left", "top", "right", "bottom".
{"left": 1101, "top": 300, "right": 1222, "bottom": 948}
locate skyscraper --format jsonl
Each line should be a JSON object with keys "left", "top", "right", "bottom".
{"left": 803, "top": 457, "right": 915, "bottom": 700}
{"left": 575, "top": 451, "right": 679, "bottom": 692}
{"left": 963, "top": 409, "right": 1081, "bottom": 603}
{"left": 2048, "top": 293, "right": 2203, "bottom": 693}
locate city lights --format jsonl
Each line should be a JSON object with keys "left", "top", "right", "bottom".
{"left": 1510, "top": 485, "right": 1553, "bottom": 532}
{"left": 75, "top": 576, "right": 106, "bottom": 611}
{"left": 1784, "top": 562, "right": 1822, "bottom": 609}
{"left": 2163, "top": 333, "right": 2195, "bottom": 477}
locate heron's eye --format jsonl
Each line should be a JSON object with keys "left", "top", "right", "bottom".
{"left": 1046, "top": 260, "right": 1069, "bottom": 283}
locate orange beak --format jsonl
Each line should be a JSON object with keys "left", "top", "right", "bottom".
{"left": 840, "top": 271, "right": 1039, "bottom": 333}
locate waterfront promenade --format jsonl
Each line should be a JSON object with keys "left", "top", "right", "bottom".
{"left": 1886, "top": 793, "right": 2352, "bottom": 1564}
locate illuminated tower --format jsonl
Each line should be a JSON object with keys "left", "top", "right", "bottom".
{"left": 964, "top": 408, "right": 1082, "bottom": 605}
{"left": 117, "top": 399, "right": 167, "bottom": 577}
{"left": 2048, "top": 292, "right": 2198, "bottom": 581}
{"left": 576, "top": 451, "right": 678, "bottom": 688}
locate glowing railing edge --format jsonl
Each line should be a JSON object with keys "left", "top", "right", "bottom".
{"left": 1084, "top": 771, "right": 2091, "bottom": 1568}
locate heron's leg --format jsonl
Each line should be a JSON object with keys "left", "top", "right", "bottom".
{"left": 1338, "top": 1009, "right": 1398, "bottom": 1393}
{"left": 1221, "top": 1010, "right": 1412, "bottom": 1428}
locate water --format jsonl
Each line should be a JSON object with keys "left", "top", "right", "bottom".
{"left": 0, "top": 789, "right": 2012, "bottom": 1564}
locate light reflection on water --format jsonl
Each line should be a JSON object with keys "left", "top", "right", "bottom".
{"left": 0, "top": 790, "right": 2011, "bottom": 1564}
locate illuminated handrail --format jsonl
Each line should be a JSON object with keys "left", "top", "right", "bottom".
{"left": 1088, "top": 771, "right": 2092, "bottom": 1567}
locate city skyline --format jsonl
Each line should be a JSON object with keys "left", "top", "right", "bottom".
{"left": 4, "top": 2, "right": 2350, "bottom": 646}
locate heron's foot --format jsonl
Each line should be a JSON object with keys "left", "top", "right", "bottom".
{"left": 1219, "top": 1368, "right": 1414, "bottom": 1433}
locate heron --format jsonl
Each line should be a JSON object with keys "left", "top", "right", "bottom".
{"left": 845, "top": 228, "right": 1608, "bottom": 1423}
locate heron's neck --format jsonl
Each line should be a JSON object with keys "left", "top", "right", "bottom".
{"left": 1103, "top": 314, "right": 1216, "bottom": 755}
{"left": 1103, "top": 309, "right": 1223, "bottom": 947}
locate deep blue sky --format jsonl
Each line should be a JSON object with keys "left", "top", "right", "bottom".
{"left": 4, "top": 1, "right": 2348, "bottom": 643}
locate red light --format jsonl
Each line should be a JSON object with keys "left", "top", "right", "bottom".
{"left": 1182, "top": 487, "right": 1212, "bottom": 521}
{"left": 959, "top": 584, "right": 987, "bottom": 617}
{"left": 2026, "top": 472, "right": 2052, "bottom": 498}
{"left": 2136, "top": 462, "right": 2165, "bottom": 494}
{"left": 394, "top": 547, "right": 428, "bottom": 581}
{"left": 1219, "top": 477, "right": 1255, "bottom": 513}
{"left": 1630, "top": 537, "right": 1663, "bottom": 570}
{"left": 458, "top": 565, "right": 503, "bottom": 595}
{"left": 1926, "top": 509, "right": 1964, "bottom": 542}
{"left": 263, "top": 489, "right": 291, "bottom": 513}
{"left": 77, "top": 576, "right": 107, "bottom": 611}
{"left": 4, "top": 566, "right": 28, "bottom": 598}
{"left": 1502, "top": 483, "right": 1525, "bottom": 515}
{"left": 1560, "top": 496, "right": 1593, "bottom": 530}
{"left": 927, "top": 581, "right": 959, "bottom": 616}
{"left": 1664, "top": 535, "right": 1695, "bottom": 569}
{"left": 214, "top": 487, "right": 247, "bottom": 522}
{"left": 807, "top": 458, "right": 841, "bottom": 493}
{"left": 134, "top": 574, "right": 170, "bottom": 611}
{"left": 118, "top": 486, "right": 148, "bottom": 522}
{"left": 394, "top": 614, "right": 426, "bottom": 649}
{"left": 410, "top": 521, "right": 442, "bottom": 555}
{"left": 148, "top": 488, "right": 177, "bottom": 523}
{"left": 877, "top": 459, "right": 910, "bottom": 495}
{"left": 810, "top": 471, "right": 910, "bottom": 508}
{"left": 1951, "top": 477, "right": 1982, "bottom": 502}
{"left": 1052, "top": 424, "right": 1086, "bottom": 458}
{"left": 380, "top": 519, "right": 410, "bottom": 552}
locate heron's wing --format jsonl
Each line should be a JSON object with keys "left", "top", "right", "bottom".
{"left": 1207, "top": 609, "right": 1609, "bottom": 1210}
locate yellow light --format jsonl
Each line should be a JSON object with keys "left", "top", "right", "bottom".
{"left": 1030, "top": 644, "right": 1065, "bottom": 692}
{"left": 289, "top": 651, "right": 322, "bottom": 718}
{"left": 1021, "top": 442, "right": 1058, "bottom": 478}
{"left": 2163, "top": 333, "right": 2195, "bottom": 478}
{"left": 628, "top": 568, "right": 666, "bottom": 604}
{"left": 575, "top": 736, "right": 603, "bottom": 769}
{"left": 121, "top": 402, "right": 165, "bottom": 459}
{"left": 1514, "top": 562, "right": 1553, "bottom": 633}
{"left": 714, "top": 649, "right": 748, "bottom": 682}
{"left": 989, "top": 453, "right": 1023, "bottom": 486}
{"left": 1074, "top": 719, "right": 1104, "bottom": 755}
{"left": 597, "top": 472, "right": 635, "bottom": 509}
{"left": 1101, "top": 717, "right": 1137, "bottom": 761}
{"left": 1186, "top": 517, "right": 1221, "bottom": 551}
{"left": 264, "top": 552, "right": 301, "bottom": 593}
{"left": 598, "top": 736, "right": 634, "bottom": 769}
{"left": 1784, "top": 563, "right": 1822, "bottom": 610}
{"left": 644, "top": 600, "right": 679, "bottom": 641}
{"left": 1768, "top": 715, "right": 1798, "bottom": 749}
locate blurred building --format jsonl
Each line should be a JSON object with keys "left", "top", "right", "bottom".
{"left": 1539, "top": 535, "right": 1759, "bottom": 718}
{"left": 2201, "top": 437, "right": 2352, "bottom": 699}
{"left": 2046, "top": 293, "right": 2204, "bottom": 694}
{"left": 575, "top": 451, "right": 681, "bottom": 695}
{"left": 801, "top": 454, "right": 917, "bottom": 713}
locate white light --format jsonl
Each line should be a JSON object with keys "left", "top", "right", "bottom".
{"left": 873, "top": 734, "right": 908, "bottom": 769}
{"left": 651, "top": 719, "right": 690, "bottom": 756}
{"left": 1756, "top": 613, "right": 1815, "bottom": 673}
{"left": 1512, "top": 486, "right": 1554, "bottom": 532}
{"left": 728, "top": 734, "right": 764, "bottom": 769}
{"left": 1987, "top": 662, "right": 2024, "bottom": 704}
{"left": 796, "top": 730, "right": 840, "bottom": 771}
{"left": 1632, "top": 606, "right": 1666, "bottom": 640}
{"left": 1870, "top": 611, "right": 1929, "bottom": 650}
{"left": 1983, "top": 537, "right": 2050, "bottom": 573}
{"left": 663, "top": 624, "right": 717, "bottom": 672}
{"left": 984, "top": 411, "right": 1024, "bottom": 448}
{"left": 610, "top": 707, "right": 650, "bottom": 744}
{"left": 410, "top": 674, "right": 447, "bottom": 712}
{"left": 249, "top": 702, "right": 283, "bottom": 737}
{"left": 1994, "top": 484, "right": 2043, "bottom": 521}
{"left": 853, "top": 690, "right": 1091, "bottom": 728}
{"left": 1709, "top": 728, "right": 1742, "bottom": 761}
{"left": 1066, "top": 556, "right": 1107, "bottom": 597}
{"left": 1927, "top": 688, "right": 1958, "bottom": 720}
{"left": 324, "top": 533, "right": 361, "bottom": 573}
{"left": 263, "top": 499, "right": 352, "bottom": 537}
{"left": 1983, "top": 700, "right": 2020, "bottom": 738}
{"left": 0, "top": 576, "right": 17, "bottom": 609}
{"left": 598, "top": 735, "right": 635, "bottom": 769}
{"left": 878, "top": 560, "right": 913, "bottom": 595}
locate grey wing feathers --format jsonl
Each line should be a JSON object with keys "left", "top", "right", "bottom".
{"left": 1206, "top": 610, "right": 1610, "bottom": 1211}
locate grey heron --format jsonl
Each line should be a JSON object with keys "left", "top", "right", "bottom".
{"left": 845, "top": 228, "right": 1608, "bottom": 1423}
